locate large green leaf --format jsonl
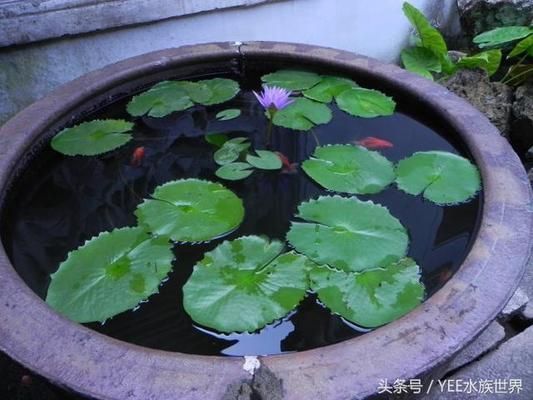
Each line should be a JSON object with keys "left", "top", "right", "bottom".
{"left": 401, "top": 46, "right": 442, "bottom": 80}
{"left": 473, "top": 26, "right": 532, "bottom": 49}
{"left": 127, "top": 81, "right": 199, "bottom": 117}
{"left": 51, "top": 119, "right": 134, "bottom": 156}
{"left": 135, "top": 179, "right": 244, "bottom": 242}
{"left": 336, "top": 88, "right": 396, "bottom": 118}
{"left": 508, "top": 34, "right": 533, "bottom": 58}
{"left": 215, "top": 162, "right": 254, "bottom": 181}
{"left": 198, "top": 78, "right": 240, "bottom": 106}
{"left": 46, "top": 227, "right": 174, "bottom": 323}
{"left": 214, "top": 137, "right": 250, "bottom": 165}
{"left": 272, "top": 98, "right": 332, "bottom": 131}
{"left": 303, "top": 76, "right": 358, "bottom": 103}
{"left": 302, "top": 145, "right": 395, "bottom": 194}
{"left": 183, "top": 236, "right": 311, "bottom": 333}
{"left": 261, "top": 70, "right": 322, "bottom": 91}
{"left": 310, "top": 258, "right": 424, "bottom": 328}
{"left": 246, "top": 150, "right": 282, "bottom": 170}
{"left": 395, "top": 151, "right": 481, "bottom": 205}
{"left": 287, "top": 196, "right": 408, "bottom": 273}
{"left": 457, "top": 49, "right": 502, "bottom": 76}
{"left": 402, "top": 2, "right": 448, "bottom": 58}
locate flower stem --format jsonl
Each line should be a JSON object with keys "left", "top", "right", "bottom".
{"left": 266, "top": 110, "right": 275, "bottom": 148}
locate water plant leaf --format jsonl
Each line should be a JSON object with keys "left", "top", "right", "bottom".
{"left": 302, "top": 76, "right": 358, "bottom": 103}
{"left": 216, "top": 109, "right": 241, "bottom": 121}
{"left": 287, "top": 196, "right": 408, "bottom": 273}
{"left": 214, "top": 137, "right": 250, "bottom": 165}
{"left": 51, "top": 119, "right": 134, "bottom": 156}
{"left": 135, "top": 179, "right": 244, "bottom": 242}
{"left": 198, "top": 78, "right": 240, "bottom": 106}
{"left": 215, "top": 162, "right": 254, "bottom": 181}
{"left": 473, "top": 26, "right": 532, "bottom": 49}
{"left": 310, "top": 258, "right": 424, "bottom": 328}
{"left": 508, "top": 34, "right": 533, "bottom": 58}
{"left": 205, "top": 132, "right": 229, "bottom": 147}
{"left": 395, "top": 151, "right": 481, "bottom": 205}
{"left": 183, "top": 236, "right": 311, "bottom": 333}
{"left": 272, "top": 98, "right": 332, "bottom": 131}
{"left": 302, "top": 145, "right": 395, "bottom": 194}
{"left": 261, "top": 70, "right": 322, "bottom": 91}
{"left": 46, "top": 227, "right": 174, "bottom": 323}
{"left": 402, "top": 2, "right": 448, "bottom": 58}
{"left": 457, "top": 49, "right": 502, "bottom": 76}
{"left": 336, "top": 88, "right": 396, "bottom": 118}
{"left": 401, "top": 46, "right": 442, "bottom": 80}
{"left": 126, "top": 81, "right": 198, "bottom": 117}
{"left": 246, "top": 150, "right": 283, "bottom": 170}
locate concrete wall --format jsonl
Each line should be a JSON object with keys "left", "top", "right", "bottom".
{"left": 0, "top": 0, "right": 460, "bottom": 125}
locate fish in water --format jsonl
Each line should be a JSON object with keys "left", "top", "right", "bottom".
{"left": 275, "top": 151, "right": 298, "bottom": 174}
{"left": 354, "top": 136, "right": 393, "bottom": 150}
{"left": 131, "top": 146, "right": 145, "bottom": 166}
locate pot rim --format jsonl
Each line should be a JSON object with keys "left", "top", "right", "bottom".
{"left": 0, "top": 41, "right": 530, "bottom": 400}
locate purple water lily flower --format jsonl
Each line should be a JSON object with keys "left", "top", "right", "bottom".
{"left": 253, "top": 85, "right": 294, "bottom": 112}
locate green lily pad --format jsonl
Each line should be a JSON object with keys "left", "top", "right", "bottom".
{"left": 51, "top": 119, "right": 134, "bottom": 156}
{"left": 246, "top": 150, "right": 282, "bottom": 170}
{"left": 287, "top": 196, "right": 408, "bottom": 273}
{"left": 46, "top": 227, "right": 174, "bottom": 323}
{"left": 302, "top": 145, "right": 395, "bottom": 194}
{"left": 395, "top": 151, "right": 481, "bottom": 205}
{"left": 310, "top": 258, "right": 425, "bottom": 328}
{"left": 198, "top": 78, "right": 240, "bottom": 106}
{"left": 205, "top": 132, "right": 229, "bottom": 147}
{"left": 215, "top": 162, "right": 254, "bottom": 181}
{"left": 303, "top": 76, "right": 358, "bottom": 103}
{"left": 214, "top": 137, "right": 250, "bottom": 165}
{"left": 401, "top": 46, "right": 442, "bottom": 80}
{"left": 336, "top": 88, "right": 396, "bottom": 118}
{"left": 261, "top": 70, "right": 322, "bottom": 91}
{"left": 216, "top": 109, "right": 241, "bottom": 121}
{"left": 183, "top": 236, "right": 311, "bottom": 333}
{"left": 272, "top": 98, "right": 332, "bottom": 131}
{"left": 135, "top": 179, "right": 244, "bottom": 242}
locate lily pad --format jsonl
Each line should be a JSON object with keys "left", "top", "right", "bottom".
{"left": 214, "top": 137, "right": 250, "bottom": 165}
{"left": 183, "top": 236, "right": 311, "bottom": 333}
{"left": 287, "top": 196, "right": 408, "bottom": 272}
{"left": 303, "top": 76, "right": 358, "bottom": 103}
{"left": 216, "top": 109, "right": 241, "bottom": 121}
{"left": 51, "top": 119, "right": 134, "bottom": 156}
{"left": 395, "top": 151, "right": 481, "bottom": 205}
{"left": 205, "top": 132, "right": 229, "bottom": 147}
{"left": 310, "top": 258, "right": 425, "bottom": 328}
{"left": 198, "top": 78, "right": 240, "bottom": 106}
{"left": 272, "top": 98, "right": 332, "bottom": 131}
{"left": 46, "top": 227, "right": 174, "bottom": 323}
{"left": 246, "top": 150, "right": 282, "bottom": 170}
{"left": 261, "top": 70, "right": 322, "bottom": 91}
{"left": 302, "top": 145, "right": 395, "bottom": 194}
{"left": 135, "top": 179, "right": 244, "bottom": 242}
{"left": 336, "top": 88, "right": 396, "bottom": 118}
{"left": 216, "top": 162, "right": 254, "bottom": 181}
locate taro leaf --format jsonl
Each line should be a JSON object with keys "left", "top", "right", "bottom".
{"left": 135, "top": 179, "right": 244, "bottom": 242}
{"left": 310, "top": 258, "right": 424, "bottom": 328}
{"left": 272, "top": 98, "right": 332, "bottom": 131}
{"left": 215, "top": 162, "right": 254, "bottom": 181}
{"left": 401, "top": 46, "right": 442, "bottom": 80}
{"left": 302, "top": 76, "right": 358, "bottom": 103}
{"left": 183, "top": 236, "right": 311, "bottom": 333}
{"left": 205, "top": 132, "right": 229, "bottom": 147}
{"left": 395, "top": 151, "right": 481, "bottom": 205}
{"left": 261, "top": 70, "right": 322, "bottom": 91}
{"left": 457, "top": 49, "right": 502, "bottom": 76}
{"left": 336, "top": 88, "right": 396, "bottom": 118}
{"left": 473, "top": 26, "right": 533, "bottom": 49}
{"left": 46, "top": 227, "right": 174, "bottom": 323}
{"left": 216, "top": 109, "right": 241, "bottom": 121}
{"left": 214, "top": 137, "right": 250, "bottom": 165}
{"left": 198, "top": 78, "right": 240, "bottom": 106}
{"left": 51, "top": 119, "right": 134, "bottom": 156}
{"left": 508, "top": 34, "right": 533, "bottom": 58}
{"left": 402, "top": 2, "right": 448, "bottom": 58}
{"left": 302, "top": 145, "right": 395, "bottom": 194}
{"left": 287, "top": 196, "right": 408, "bottom": 273}
{"left": 246, "top": 150, "right": 282, "bottom": 170}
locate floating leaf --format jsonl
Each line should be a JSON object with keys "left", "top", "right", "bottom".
{"left": 135, "top": 179, "right": 244, "bottom": 242}
{"left": 473, "top": 26, "right": 532, "bottom": 49}
{"left": 205, "top": 132, "right": 229, "bottom": 147}
{"left": 336, "top": 88, "right": 396, "bottom": 118}
{"left": 246, "top": 150, "right": 282, "bottom": 170}
{"left": 216, "top": 162, "right": 254, "bottom": 181}
{"left": 302, "top": 145, "right": 395, "bottom": 194}
{"left": 395, "top": 151, "right": 481, "bottom": 205}
{"left": 46, "top": 227, "right": 174, "bottom": 323}
{"left": 198, "top": 78, "right": 240, "bottom": 106}
{"left": 303, "top": 76, "right": 358, "bottom": 103}
{"left": 214, "top": 137, "right": 250, "bottom": 165}
{"left": 401, "top": 46, "right": 442, "bottom": 80}
{"left": 287, "top": 196, "right": 408, "bottom": 273}
{"left": 402, "top": 2, "right": 448, "bottom": 58}
{"left": 272, "top": 98, "right": 332, "bottom": 131}
{"left": 216, "top": 109, "right": 241, "bottom": 121}
{"left": 183, "top": 236, "right": 311, "bottom": 333}
{"left": 508, "top": 34, "right": 533, "bottom": 58}
{"left": 51, "top": 119, "right": 134, "bottom": 156}
{"left": 261, "top": 70, "right": 322, "bottom": 91}
{"left": 310, "top": 258, "right": 424, "bottom": 328}
{"left": 457, "top": 49, "right": 502, "bottom": 76}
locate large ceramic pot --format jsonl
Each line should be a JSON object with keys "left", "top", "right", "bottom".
{"left": 0, "top": 42, "right": 531, "bottom": 400}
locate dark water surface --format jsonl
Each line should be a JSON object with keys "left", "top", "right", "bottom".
{"left": 1, "top": 70, "right": 482, "bottom": 356}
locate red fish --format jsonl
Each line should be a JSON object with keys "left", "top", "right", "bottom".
{"left": 275, "top": 152, "right": 298, "bottom": 174}
{"left": 131, "top": 146, "right": 145, "bottom": 166}
{"left": 354, "top": 136, "right": 393, "bottom": 150}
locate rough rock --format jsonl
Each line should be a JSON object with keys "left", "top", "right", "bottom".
{"left": 518, "top": 254, "right": 533, "bottom": 320}
{"left": 512, "top": 83, "right": 533, "bottom": 156}
{"left": 500, "top": 288, "right": 529, "bottom": 318}
{"left": 443, "top": 69, "right": 514, "bottom": 136}
{"left": 457, "top": 0, "right": 533, "bottom": 37}
{"left": 222, "top": 366, "right": 283, "bottom": 400}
